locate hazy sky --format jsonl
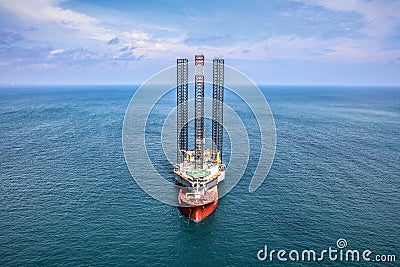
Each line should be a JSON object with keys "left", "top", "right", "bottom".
{"left": 0, "top": 0, "right": 399, "bottom": 85}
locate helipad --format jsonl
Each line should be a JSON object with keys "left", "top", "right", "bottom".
{"left": 187, "top": 169, "right": 211, "bottom": 178}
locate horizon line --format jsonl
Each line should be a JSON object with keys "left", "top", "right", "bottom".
{"left": 1, "top": 83, "right": 400, "bottom": 87}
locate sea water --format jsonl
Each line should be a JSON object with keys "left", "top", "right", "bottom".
{"left": 0, "top": 85, "right": 399, "bottom": 266}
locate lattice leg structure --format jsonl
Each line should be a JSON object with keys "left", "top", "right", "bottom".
{"left": 212, "top": 58, "right": 224, "bottom": 161}
{"left": 194, "top": 55, "right": 205, "bottom": 169}
{"left": 177, "top": 58, "right": 188, "bottom": 163}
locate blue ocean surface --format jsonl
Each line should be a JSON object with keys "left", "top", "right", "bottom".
{"left": 0, "top": 85, "right": 399, "bottom": 266}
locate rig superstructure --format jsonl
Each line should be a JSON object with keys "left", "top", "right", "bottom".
{"left": 174, "top": 55, "right": 226, "bottom": 222}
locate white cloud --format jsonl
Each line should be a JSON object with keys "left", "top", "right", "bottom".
{"left": 324, "top": 37, "right": 398, "bottom": 62}
{"left": 0, "top": 0, "right": 111, "bottom": 40}
{"left": 282, "top": 0, "right": 400, "bottom": 63}
{"left": 305, "top": 0, "right": 400, "bottom": 38}
{"left": 49, "top": 49, "right": 64, "bottom": 55}
{"left": 1, "top": 0, "right": 399, "bottom": 69}
{"left": 0, "top": 0, "right": 150, "bottom": 47}
{"left": 220, "top": 34, "right": 399, "bottom": 63}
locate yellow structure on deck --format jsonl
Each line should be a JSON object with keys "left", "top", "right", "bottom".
{"left": 216, "top": 151, "right": 221, "bottom": 164}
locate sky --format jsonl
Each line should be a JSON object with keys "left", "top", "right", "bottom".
{"left": 0, "top": 0, "right": 399, "bottom": 85}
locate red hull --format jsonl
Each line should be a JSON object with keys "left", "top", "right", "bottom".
{"left": 179, "top": 198, "right": 218, "bottom": 222}
{"left": 178, "top": 186, "right": 218, "bottom": 222}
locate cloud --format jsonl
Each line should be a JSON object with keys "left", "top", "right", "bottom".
{"left": 244, "top": 0, "right": 397, "bottom": 64}
{"left": 49, "top": 49, "right": 64, "bottom": 55}
{"left": 324, "top": 37, "right": 400, "bottom": 63}
{"left": 46, "top": 47, "right": 145, "bottom": 68}
{"left": 184, "top": 35, "right": 228, "bottom": 46}
{"left": 0, "top": 29, "right": 24, "bottom": 44}
{"left": 48, "top": 48, "right": 101, "bottom": 63}
{"left": 0, "top": 0, "right": 112, "bottom": 41}
{"left": 304, "top": 0, "right": 400, "bottom": 38}
{"left": 1, "top": 0, "right": 399, "bottom": 84}
{"left": 222, "top": 34, "right": 400, "bottom": 64}
{"left": 107, "top": 37, "right": 119, "bottom": 45}
{"left": 0, "top": 45, "right": 52, "bottom": 67}
{"left": 0, "top": 0, "right": 150, "bottom": 45}
{"left": 3, "top": 0, "right": 397, "bottom": 64}
{"left": 49, "top": 47, "right": 145, "bottom": 67}
{"left": 0, "top": 43, "right": 145, "bottom": 71}
{"left": 119, "top": 44, "right": 137, "bottom": 52}
{"left": 112, "top": 52, "right": 144, "bottom": 62}
{"left": 0, "top": 0, "right": 157, "bottom": 68}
